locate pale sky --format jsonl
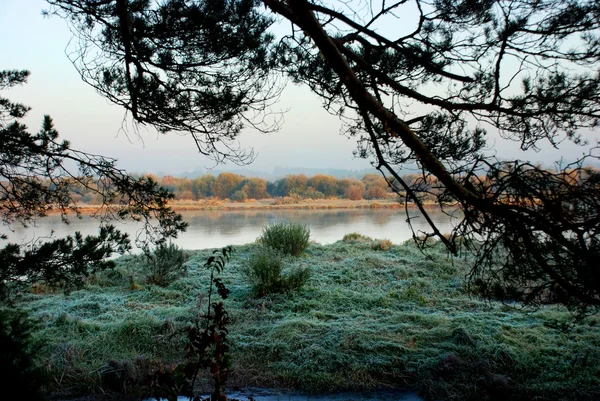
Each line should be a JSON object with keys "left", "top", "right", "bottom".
{"left": 1, "top": 0, "right": 598, "bottom": 176}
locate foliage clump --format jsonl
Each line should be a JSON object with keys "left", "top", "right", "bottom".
{"left": 372, "top": 239, "right": 393, "bottom": 251}
{"left": 244, "top": 246, "right": 310, "bottom": 296}
{"left": 342, "top": 232, "right": 373, "bottom": 243}
{"left": 230, "top": 189, "right": 248, "bottom": 202}
{"left": 145, "top": 243, "right": 189, "bottom": 287}
{"left": 258, "top": 221, "right": 310, "bottom": 256}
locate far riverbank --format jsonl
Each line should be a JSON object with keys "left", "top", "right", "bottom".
{"left": 57, "top": 198, "right": 451, "bottom": 215}
{"left": 168, "top": 198, "right": 406, "bottom": 211}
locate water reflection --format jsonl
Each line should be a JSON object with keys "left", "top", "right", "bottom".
{"left": 1, "top": 208, "right": 458, "bottom": 250}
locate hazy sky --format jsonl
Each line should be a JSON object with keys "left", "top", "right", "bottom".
{"left": 1, "top": 0, "right": 598, "bottom": 176}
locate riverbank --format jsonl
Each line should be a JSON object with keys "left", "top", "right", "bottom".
{"left": 20, "top": 238, "right": 600, "bottom": 400}
{"left": 58, "top": 198, "right": 417, "bottom": 215}
{"left": 169, "top": 198, "right": 405, "bottom": 211}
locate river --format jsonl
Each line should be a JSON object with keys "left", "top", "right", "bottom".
{"left": 1, "top": 207, "right": 459, "bottom": 250}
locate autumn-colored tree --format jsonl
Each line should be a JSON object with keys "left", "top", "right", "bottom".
{"left": 346, "top": 184, "right": 365, "bottom": 200}
{"left": 175, "top": 189, "right": 196, "bottom": 201}
{"left": 175, "top": 177, "right": 194, "bottom": 193}
{"left": 364, "top": 186, "right": 388, "bottom": 200}
{"left": 336, "top": 178, "right": 352, "bottom": 197}
{"left": 307, "top": 174, "right": 338, "bottom": 197}
{"left": 192, "top": 175, "right": 215, "bottom": 199}
{"left": 336, "top": 178, "right": 364, "bottom": 200}
{"left": 160, "top": 175, "right": 177, "bottom": 194}
{"left": 143, "top": 173, "right": 160, "bottom": 182}
{"left": 283, "top": 174, "right": 308, "bottom": 195}
{"left": 161, "top": 175, "right": 176, "bottom": 185}
{"left": 242, "top": 177, "right": 268, "bottom": 199}
{"left": 363, "top": 174, "right": 390, "bottom": 200}
{"left": 213, "top": 173, "right": 243, "bottom": 199}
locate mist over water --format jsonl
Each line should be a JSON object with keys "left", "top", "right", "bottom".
{"left": 1, "top": 208, "right": 459, "bottom": 250}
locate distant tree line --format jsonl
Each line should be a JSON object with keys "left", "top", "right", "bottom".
{"left": 7, "top": 168, "right": 590, "bottom": 206}
{"left": 62, "top": 172, "right": 417, "bottom": 203}
{"left": 144, "top": 167, "right": 596, "bottom": 205}
{"left": 148, "top": 172, "right": 401, "bottom": 202}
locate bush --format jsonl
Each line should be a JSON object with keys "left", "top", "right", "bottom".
{"left": 258, "top": 222, "right": 310, "bottom": 256}
{"left": 284, "top": 266, "right": 312, "bottom": 293}
{"left": 244, "top": 247, "right": 310, "bottom": 296}
{"left": 231, "top": 189, "right": 248, "bottom": 202}
{"left": 245, "top": 247, "right": 283, "bottom": 296}
{"left": 145, "top": 243, "right": 189, "bottom": 286}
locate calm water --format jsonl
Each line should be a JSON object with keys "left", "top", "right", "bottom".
{"left": 2, "top": 208, "right": 459, "bottom": 250}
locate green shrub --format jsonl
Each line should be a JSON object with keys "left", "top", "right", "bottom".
{"left": 244, "top": 247, "right": 310, "bottom": 296}
{"left": 258, "top": 222, "right": 310, "bottom": 256}
{"left": 145, "top": 243, "right": 189, "bottom": 287}
{"left": 245, "top": 247, "right": 283, "bottom": 296}
{"left": 231, "top": 189, "right": 248, "bottom": 202}
{"left": 284, "top": 266, "right": 312, "bottom": 293}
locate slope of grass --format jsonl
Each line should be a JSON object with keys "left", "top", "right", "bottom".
{"left": 19, "top": 239, "right": 600, "bottom": 400}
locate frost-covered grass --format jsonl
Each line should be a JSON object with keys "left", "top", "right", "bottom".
{"left": 19, "top": 238, "right": 600, "bottom": 400}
